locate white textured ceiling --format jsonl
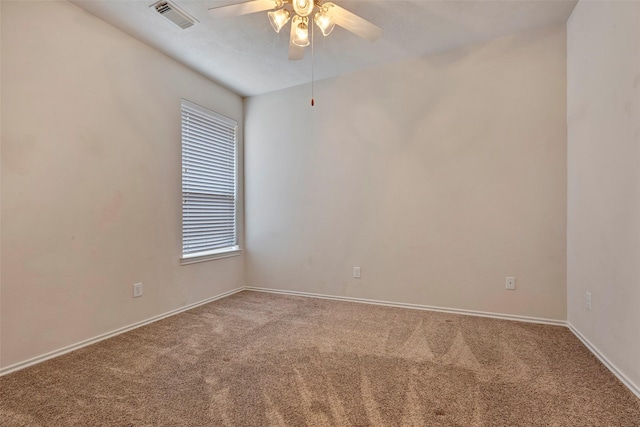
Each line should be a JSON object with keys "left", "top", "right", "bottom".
{"left": 72, "top": 0, "right": 577, "bottom": 97}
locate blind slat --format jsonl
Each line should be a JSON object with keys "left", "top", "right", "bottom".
{"left": 183, "top": 175, "right": 235, "bottom": 184}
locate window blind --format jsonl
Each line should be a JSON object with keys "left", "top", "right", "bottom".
{"left": 181, "top": 100, "right": 237, "bottom": 257}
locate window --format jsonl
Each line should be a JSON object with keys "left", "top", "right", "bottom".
{"left": 181, "top": 100, "right": 239, "bottom": 263}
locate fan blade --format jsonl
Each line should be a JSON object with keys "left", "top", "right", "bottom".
{"left": 288, "top": 22, "right": 304, "bottom": 60}
{"left": 208, "top": 0, "right": 276, "bottom": 18}
{"left": 329, "top": 3, "right": 382, "bottom": 41}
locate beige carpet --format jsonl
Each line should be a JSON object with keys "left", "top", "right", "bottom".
{"left": 1, "top": 291, "right": 639, "bottom": 426}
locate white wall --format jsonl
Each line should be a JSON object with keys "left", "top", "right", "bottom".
{"left": 245, "top": 25, "right": 567, "bottom": 320}
{"left": 567, "top": 1, "right": 640, "bottom": 393}
{"left": 0, "top": 1, "right": 244, "bottom": 369}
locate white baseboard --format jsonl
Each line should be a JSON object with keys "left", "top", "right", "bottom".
{"left": 244, "top": 287, "right": 566, "bottom": 326}
{"left": 0, "top": 287, "right": 245, "bottom": 377}
{"left": 4, "top": 285, "right": 638, "bottom": 402}
{"left": 567, "top": 323, "right": 640, "bottom": 399}
{"left": 248, "top": 287, "right": 640, "bottom": 399}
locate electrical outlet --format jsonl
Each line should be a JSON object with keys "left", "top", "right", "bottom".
{"left": 586, "top": 291, "right": 592, "bottom": 310}
{"left": 353, "top": 267, "right": 361, "bottom": 279}
{"left": 133, "top": 282, "right": 143, "bottom": 298}
{"left": 506, "top": 276, "right": 516, "bottom": 290}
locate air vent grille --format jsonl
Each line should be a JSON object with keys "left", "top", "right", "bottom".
{"left": 152, "top": 1, "right": 197, "bottom": 29}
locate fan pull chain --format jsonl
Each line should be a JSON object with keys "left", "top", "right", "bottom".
{"left": 311, "top": 19, "right": 315, "bottom": 107}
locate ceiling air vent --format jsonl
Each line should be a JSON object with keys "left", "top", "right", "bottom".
{"left": 152, "top": 1, "right": 197, "bottom": 29}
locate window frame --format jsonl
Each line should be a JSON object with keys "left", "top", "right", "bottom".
{"left": 180, "top": 99, "right": 241, "bottom": 265}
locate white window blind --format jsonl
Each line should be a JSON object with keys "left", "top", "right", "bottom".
{"left": 181, "top": 100, "right": 238, "bottom": 258}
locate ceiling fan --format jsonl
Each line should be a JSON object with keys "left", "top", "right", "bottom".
{"left": 208, "top": 0, "right": 383, "bottom": 60}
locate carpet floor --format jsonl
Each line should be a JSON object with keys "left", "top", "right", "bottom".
{"left": 1, "top": 291, "right": 639, "bottom": 426}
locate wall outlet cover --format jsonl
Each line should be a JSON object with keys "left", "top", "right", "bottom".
{"left": 133, "top": 282, "right": 143, "bottom": 298}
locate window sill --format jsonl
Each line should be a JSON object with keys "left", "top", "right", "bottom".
{"left": 181, "top": 246, "right": 241, "bottom": 265}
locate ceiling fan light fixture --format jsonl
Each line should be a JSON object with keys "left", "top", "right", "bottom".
{"left": 268, "top": 8, "right": 290, "bottom": 33}
{"left": 292, "top": 0, "right": 314, "bottom": 17}
{"left": 292, "top": 16, "right": 310, "bottom": 47}
{"left": 314, "top": 5, "right": 335, "bottom": 36}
